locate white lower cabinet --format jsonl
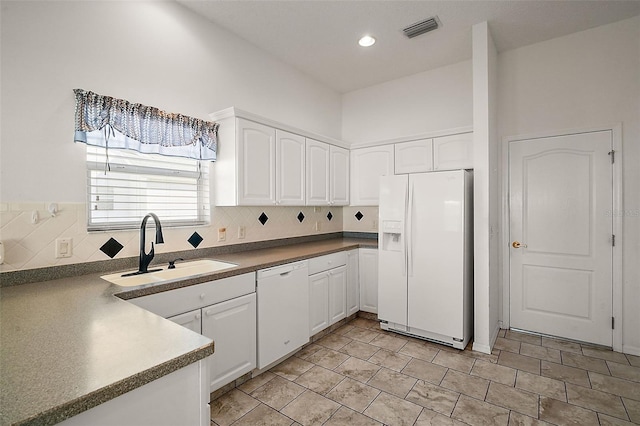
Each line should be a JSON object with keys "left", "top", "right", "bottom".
{"left": 309, "top": 272, "right": 330, "bottom": 335}
{"left": 359, "top": 248, "right": 379, "bottom": 314}
{"left": 346, "top": 249, "right": 359, "bottom": 316}
{"left": 168, "top": 309, "right": 202, "bottom": 334}
{"left": 308, "top": 252, "right": 348, "bottom": 336}
{"left": 202, "top": 293, "right": 256, "bottom": 392}
{"left": 328, "top": 266, "right": 347, "bottom": 324}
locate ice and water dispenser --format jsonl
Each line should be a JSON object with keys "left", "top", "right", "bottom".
{"left": 381, "top": 220, "right": 403, "bottom": 252}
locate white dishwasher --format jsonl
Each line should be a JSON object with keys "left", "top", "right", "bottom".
{"left": 257, "top": 260, "right": 309, "bottom": 369}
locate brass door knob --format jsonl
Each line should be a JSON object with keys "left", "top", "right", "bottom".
{"left": 512, "top": 241, "right": 528, "bottom": 248}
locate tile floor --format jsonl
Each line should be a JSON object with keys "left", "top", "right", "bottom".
{"left": 210, "top": 317, "right": 640, "bottom": 425}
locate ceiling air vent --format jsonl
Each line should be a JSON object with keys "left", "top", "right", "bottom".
{"left": 403, "top": 16, "right": 439, "bottom": 39}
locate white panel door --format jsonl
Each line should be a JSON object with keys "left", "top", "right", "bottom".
{"left": 395, "top": 139, "right": 433, "bottom": 174}
{"left": 509, "top": 131, "right": 613, "bottom": 346}
{"left": 346, "top": 249, "right": 360, "bottom": 316}
{"left": 330, "top": 145, "right": 349, "bottom": 205}
{"left": 328, "top": 266, "right": 347, "bottom": 325}
{"left": 350, "top": 145, "right": 394, "bottom": 206}
{"left": 359, "top": 248, "right": 378, "bottom": 314}
{"left": 276, "top": 130, "right": 305, "bottom": 205}
{"left": 202, "top": 294, "right": 256, "bottom": 391}
{"left": 309, "top": 272, "right": 329, "bottom": 335}
{"left": 167, "top": 309, "right": 202, "bottom": 335}
{"left": 433, "top": 133, "right": 473, "bottom": 170}
{"left": 237, "top": 119, "right": 275, "bottom": 205}
{"left": 306, "top": 139, "right": 330, "bottom": 205}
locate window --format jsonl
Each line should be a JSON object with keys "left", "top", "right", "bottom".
{"left": 86, "top": 142, "right": 209, "bottom": 231}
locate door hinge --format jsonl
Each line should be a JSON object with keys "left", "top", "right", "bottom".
{"left": 612, "top": 234, "right": 616, "bottom": 247}
{"left": 609, "top": 150, "right": 615, "bottom": 164}
{"left": 612, "top": 317, "right": 615, "bottom": 329}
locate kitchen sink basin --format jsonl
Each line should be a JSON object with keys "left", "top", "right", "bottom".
{"left": 101, "top": 259, "right": 238, "bottom": 287}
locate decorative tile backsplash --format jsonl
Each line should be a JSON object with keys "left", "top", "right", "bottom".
{"left": 0, "top": 203, "right": 354, "bottom": 272}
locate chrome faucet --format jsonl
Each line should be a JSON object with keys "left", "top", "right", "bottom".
{"left": 138, "top": 213, "right": 164, "bottom": 274}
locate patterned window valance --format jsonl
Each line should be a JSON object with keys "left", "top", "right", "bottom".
{"left": 74, "top": 89, "right": 218, "bottom": 161}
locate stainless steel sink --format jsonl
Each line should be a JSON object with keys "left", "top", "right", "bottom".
{"left": 102, "top": 259, "right": 238, "bottom": 287}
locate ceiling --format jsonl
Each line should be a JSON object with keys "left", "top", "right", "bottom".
{"left": 176, "top": 0, "right": 640, "bottom": 93}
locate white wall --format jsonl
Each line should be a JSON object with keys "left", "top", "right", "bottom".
{"left": 0, "top": 0, "right": 342, "bottom": 204}
{"left": 498, "top": 16, "right": 640, "bottom": 354}
{"left": 341, "top": 60, "right": 472, "bottom": 144}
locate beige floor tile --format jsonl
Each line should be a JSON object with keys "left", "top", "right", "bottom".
{"left": 326, "top": 377, "right": 380, "bottom": 412}
{"left": 350, "top": 317, "right": 380, "bottom": 329}
{"left": 344, "top": 327, "right": 379, "bottom": 343}
{"left": 440, "top": 368, "right": 489, "bottom": 400}
{"left": 505, "top": 330, "right": 542, "bottom": 346}
{"left": 398, "top": 340, "right": 439, "bottom": 362}
{"left": 515, "top": 370, "right": 567, "bottom": 401}
{"left": 466, "top": 348, "right": 500, "bottom": 364}
{"left": 238, "top": 371, "right": 276, "bottom": 394}
{"left": 541, "top": 337, "right": 582, "bottom": 354}
{"left": 582, "top": 347, "right": 631, "bottom": 365}
{"left": 471, "top": 359, "right": 517, "bottom": 386}
{"left": 270, "top": 356, "right": 315, "bottom": 381}
{"left": 626, "top": 354, "right": 640, "bottom": 368}
{"left": 368, "top": 348, "right": 411, "bottom": 372}
{"left": 250, "top": 376, "right": 306, "bottom": 411}
{"left": 519, "top": 342, "right": 561, "bottom": 364}
{"left": 324, "top": 406, "right": 382, "bottom": 425}
{"left": 295, "top": 343, "right": 323, "bottom": 360}
{"left": 402, "top": 357, "right": 448, "bottom": 384}
{"left": 539, "top": 396, "right": 599, "bottom": 425}
{"left": 508, "top": 411, "right": 553, "bottom": 425}
{"left": 494, "top": 337, "right": 521, "bottom": 354}
{"left": 499, "top": 329, "right": 507, "bottom": 338}
{"left": 415, "top": 409, "right": 468, "bottom": 425}
{"left": 540, "top": 360, "right": 590, "bottom": 387}
{"left": 598, "top": 413, "right": 637, "bottom": 426}
{"left": 333, "top": 324, "right": 356, "bottom": 336}
{"left": 406, "top": 380, "right": 460, "bottom": 416}
{"left": 210, "top": 389, "right": 260, "bottom": 426}
{"left": 607, "top": 360, "right": 640, "bottom": 383}
{"left": 280, "top": 390, "right": 340, "bottom": 425}
{"left": 623, "top": 397, "right": 640, "bottom": 423}
{"left": 367, "top": 367, "right": 417, "bottom": 398}
{"left": 566, "top": 383, "right": 629, "bottom": 420}
{"left": 499, "top": 351, "right": 541, "bottom": 375}
{"left": 369, "top": 333, "right": 407, "bottom": 351}
{"left": 232, "top": 403, "right": 294, "bottom": 426}
{"left": 340, "top": 340, "right": 380, "bottom": 360}
{"left": 316, "top": 333, "right": 353, "bottom": 351}
{"left": 433, "top": 350, "right": 476, "bottom": 374}
{"left": 305, "top": 347, "right": 349, "bottom": 369}
{"left": 451, "top": 394, "right": 510, "bottom": 426}
{"left": 364, "top": 392, "right": 423, "bottom": 426}
{"left": 561, "top": 351, "right": 611, "bottom": 375}
{"left": 334, "top": 357, "right": 381, "bottom": 382}
{"left": 589, "top": 372, "right": 640, "bottom": 400}
{"left": 486, "top": 382, "right": 539, "bottom": 418}
{"left": 294, "top": 365, "right": 344, "bottom": 395}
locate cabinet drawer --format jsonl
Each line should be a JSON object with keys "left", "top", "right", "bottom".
{"left": 308, "top": 251, "right": 347, "bottom": 275}
{"left": 130, "top": 272, "right": 255, "bottom": 318}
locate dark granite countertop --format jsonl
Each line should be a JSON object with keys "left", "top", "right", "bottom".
{"left": 0, "top": 237, "right": 376, "bottom": 426}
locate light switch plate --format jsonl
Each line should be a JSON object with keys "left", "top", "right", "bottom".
{"left": 218, "top": 228, "right": 226, "bottom": 242}
{"left": 238, "top": 226, "right": 246, "bottom": 239}
{"left": 55, "top": 238, "right": 72, "bottom": 258}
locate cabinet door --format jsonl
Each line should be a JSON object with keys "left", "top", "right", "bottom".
{"left": 276, "top": 130, "right": 305, "bottom": 205}
{"left": 330, "top": 146, "right": 349, "bottom": 205}
{"left": 167, "top": 309, "right": 202, "bottom": 335}
{"left": 359, "top": 248, "right": 378, "bottom": 314}
{"left": 202, "top": 293, "right": 256, "bottom": 392}
{"left": 395, "top": 139, "right": 433, "bottom": 174}
{"left": 306, "top": 139, "right": 330, "bottom": 205}
{"left": 309, "top": 272, "right": 329, "bottom": 335}
{"left": 350, "top": 145, "right": 394, "bottom": 206}
{"left": 328, "top": 265, "right": 347, "bottom": 325}
{"left": 237, "top": 118, "right": 276, "bottom": 205}
{"left": 346, "top": 249, "right": 359, "bottom": 316}
{"left": 433, "top": 133, "right": 473, "bottom": 170}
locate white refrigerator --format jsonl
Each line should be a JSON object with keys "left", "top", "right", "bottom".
{"left": 378, "top": 170, "right": 473, "bottom": 350}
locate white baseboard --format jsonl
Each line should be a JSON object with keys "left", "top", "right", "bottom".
{"left": 622, "top": 345, "right": 640, "bottom": 357}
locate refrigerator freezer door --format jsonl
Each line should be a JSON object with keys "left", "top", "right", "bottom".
{"left": 378, "top": 175, "right": 408, "bottom": 327}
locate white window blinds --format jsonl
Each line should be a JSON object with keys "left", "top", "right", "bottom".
{"left": 87, "top": 145, "right": 209, "bottom": 231}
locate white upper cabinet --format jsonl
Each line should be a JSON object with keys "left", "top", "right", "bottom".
{"left": 350, "top": 145, "right": 394, "bottom": 206}
{"left": 276, "top": 130, "right": 305, "bottom": 205}
{"left": 306, "top": 139, "right": 330, "bottom": 205}
{"left": 395, "top": 139, "right": 434, "bottom": 174}
{"left": 432, "top": 132, "right": 473, "bottom": 170}
{"left": 330, "top": 145, "right": 349, "bottom": 206}
{"left": 237, "top": 119, "right": 276, "bottom": 205}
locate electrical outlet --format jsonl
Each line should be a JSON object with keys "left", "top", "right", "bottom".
{"left": 217, "top": 227, "right": 226, "bottom": 242}
{"left": 372, "top": 220, "right": 378, "bottom": 230}
{"left": 314, "top": 206, "right": 321, "bottom": 213}
{"left": 315, "top": 221, "right": 321, "bottom": 231}
{"left": 55, "top": 238, "right": 72, "bottom": 258}
{"left": 238, "top": 226, "right": 246, "bottom": 239}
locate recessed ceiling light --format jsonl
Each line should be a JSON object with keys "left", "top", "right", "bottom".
{"left": 358, "top": 35, "right": 376, "bottom": 47}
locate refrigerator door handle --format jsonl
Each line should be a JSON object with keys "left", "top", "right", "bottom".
{"left": 407, "top": 180, "right": 414, "bottom": 277}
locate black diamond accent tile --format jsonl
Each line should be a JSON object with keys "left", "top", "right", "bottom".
{"left": 258, "top": 212, "right": 269, "bottom": 225}
{"left": 355, "top": 211, "right": 364, "bottom": 221}
{"left": 100, "top": 237, "right": 123, "bottom": 259}
{"left": 188, "top": 232, "right": 203, "bottom": 248}
{"left": 327, "top": 212, "right": 333, "bottom": 221}
{"left": 297, "top": 212, "right": 305, "bottom": 223}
